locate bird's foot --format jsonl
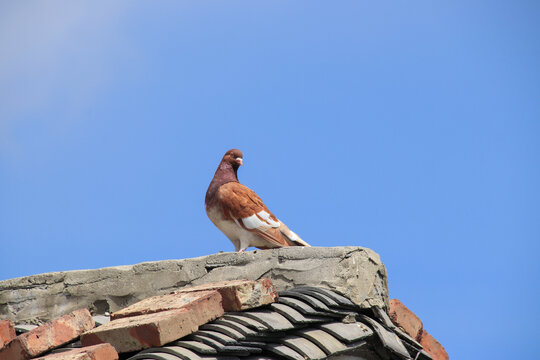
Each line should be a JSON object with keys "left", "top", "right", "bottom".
{"left": 238, "top": 248, "right": 247, "bottom": 253}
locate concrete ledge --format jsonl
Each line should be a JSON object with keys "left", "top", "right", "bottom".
{"left": 0, "top": 246, "right": 388, "bottom": 324}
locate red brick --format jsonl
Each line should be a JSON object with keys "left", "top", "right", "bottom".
{"left": 111, "top": 290, "right": 223, "bottom": 321}
{"left": 34, "top": 343, "right": 118, "bottom": 360}
{"left": 175, "top": 279, "right": 278, "bottom": 311}
{"left": 0, "top": 320, "right": 16, "bottom": 349}
{"left": 82, "top": 296, "right": 223, "bottom": 354}
{"left": 389, "top": 299, "right": 423, "bottom": 340}
{"left": 419, "top": 330, "right": 449, "bottom": 360}
{"left": 0, "top": 309, "right": 95, "bottom": 360}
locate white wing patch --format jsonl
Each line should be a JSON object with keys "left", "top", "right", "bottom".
{"left": 242, "top": 214, "right": 267, "bottom": 229}
{"left": 285, "top": 231, "right": 299, "bottom": 241}
{"left": 241, "top": 210, "right": 281, "bottom": 230}
{"left": 257, "top": 210, "right": 281, "bottom": 228}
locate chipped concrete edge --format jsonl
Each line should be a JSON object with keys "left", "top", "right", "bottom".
{"left": 0, "top": 246, "right": 389, "bottom": 324}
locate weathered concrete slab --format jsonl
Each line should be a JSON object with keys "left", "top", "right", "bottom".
{"left": 0, "top": 246, "right": 388, "bottom": 324}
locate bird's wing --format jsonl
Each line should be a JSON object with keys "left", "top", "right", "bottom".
{"left": 217, "top": 182, "right": 291, "bottom": 248}
{"left": 278, "top": 221, "right": 310, "bottom": 247}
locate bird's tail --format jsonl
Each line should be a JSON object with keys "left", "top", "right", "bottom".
{"left": 279, "top": 222, "right": 310, "bottom": 247}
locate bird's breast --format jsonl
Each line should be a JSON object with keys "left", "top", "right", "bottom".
{"left": 206, "top": 205, "right": 242, "bottom": 239}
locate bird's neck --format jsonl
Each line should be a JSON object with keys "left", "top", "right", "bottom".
{"left": 206, "top": 162, "right": 239, "bottom": 200}
{"left": 214, "top": 162, "right": 239, "bottom": 184}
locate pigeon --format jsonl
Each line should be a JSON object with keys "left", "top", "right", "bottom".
{"left": 205, "top": 149, "right": 310, "bottom": 252}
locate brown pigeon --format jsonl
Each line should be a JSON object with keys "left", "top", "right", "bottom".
{"left": 205, "top": 149, "right": 310, "bottom": 252}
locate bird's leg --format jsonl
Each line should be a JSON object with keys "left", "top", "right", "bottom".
{"left": 238, "top": 237, "right": 250, "bottom": 253}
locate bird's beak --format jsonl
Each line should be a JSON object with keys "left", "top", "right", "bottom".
{"left": 238, "top": 158, "right": 243, "bottom": 166}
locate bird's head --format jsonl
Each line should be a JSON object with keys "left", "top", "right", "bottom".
{"left": 222, "top": 149, "right": 243, "bottom": 168}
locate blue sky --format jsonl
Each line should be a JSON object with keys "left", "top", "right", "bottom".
{"left": 1, "top": 1, "right": 538, "bottom": 358}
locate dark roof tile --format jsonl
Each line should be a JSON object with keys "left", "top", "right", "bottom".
{"left": 236, "top": 341, "right": 267, "bottom": 348}
{"left": 294, "top": 287, "right": 357, "bottom": 308}
{"left": 127, "top": 354, "right": 180, "bottom": 360}
{"left": 132, "top": 346, "right": 202, "bottom": 360}
{"left": 215, "top": 346, "right": 260, "bottom": 356}
{"left": 294, "top": 328, "right": 346, "bottom": 354}
{"left": 200, "top": 323, "right": 246, "bottom": 340}
{"left": 359, "top": 314, "right": 412, "bottom": 359}
{"left": 278, "top": 291, "right": 332, "bottom": 311}
{"left": 268, "top": 302, "right": 328, "bottom": 325}
{"left": 239, "top": 311, "right": 295, "bottom": 332}
{"left": 280, "top": 292, "right": 352, "bottom": 317}
{"left": 172, "top": 340, "right": 218, "bottom": 354}
{"left": 264, "top": 343, "right": 304, "bottom": 360}
{"left": 213, "top": 319, "right": 258, "bottom": 337}
{"left": 194, "top": 330, "right": 237, "bottom": 345}
{"left": 291, "top": 289, "right": 341, "bottom": 307}
{"left": 185, "top": 333, "right": 262, "bottom": 357}
{"left": 221, "top": 314, "right": 269, "bottom": 332}
{"left": 276, "top": 296, "right": 333, "bottom": 317}
{"left": 280, "top": 335, "right": 327, "bottom": 360}
{"left": 416, "top": 349, "right": 434, "bottom": 360}
{"left": 187, "top": 333, "right": 225, "bottom": 349}
{"left": 185, "top": 334, "right": 254, "bottom": 357}
{"left": 319, "top": 321, "right": 373, "bottom": 343}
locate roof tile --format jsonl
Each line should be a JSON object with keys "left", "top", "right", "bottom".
{"left": 199, "top": 324, "right": 246, "bottom": 340}
{"left": 138, "top": 346, "right": 202, "bottom": 360}
{"left": 220, "top": 314, "right": 268, "bottom": 332}
{"left": 194, "top": 330, "right": 237, "bottom": 345}
{"left": 280, "top": 335, "right": 327, "bottom": 360}
{"left": 359, "top": 314, "right": 412, "bottom": 359}
{"left": 279, "top": 291, "right": 332, "bottom": 311}
{"left": 319, "top": 322, "right": 373, "bottom": 343}
{"left": 294, "top": 287, "right": 356, "bottom": 308}
{"left": 280, "top": 292, "right": 353, "bottom": 317}
{"left": 268, "top": 302, "right": 328, "bottom": 325}
{"left": 172, "top": 340, "right": 218, "bottom": 354}
{"left": 212, "top": 320, "right": 257, "bottom": 337}
{"left": 293, "top": 289, "right": 340, "bottom": 307}
{"left": 276, "top": 296, "right": 332, "bottom": 317}
{"left": 294, "top": 328, "right": 346, "bottom": 354}
{"left": 264, "top": 343, "right": 304, "bottom": 360}
{"left": 239, "top": 311, "right": 295, "bottom": 332}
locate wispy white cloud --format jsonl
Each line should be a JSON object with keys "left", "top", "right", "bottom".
{"left": 0, "top": 1, "right": 133, "bottom": 160}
